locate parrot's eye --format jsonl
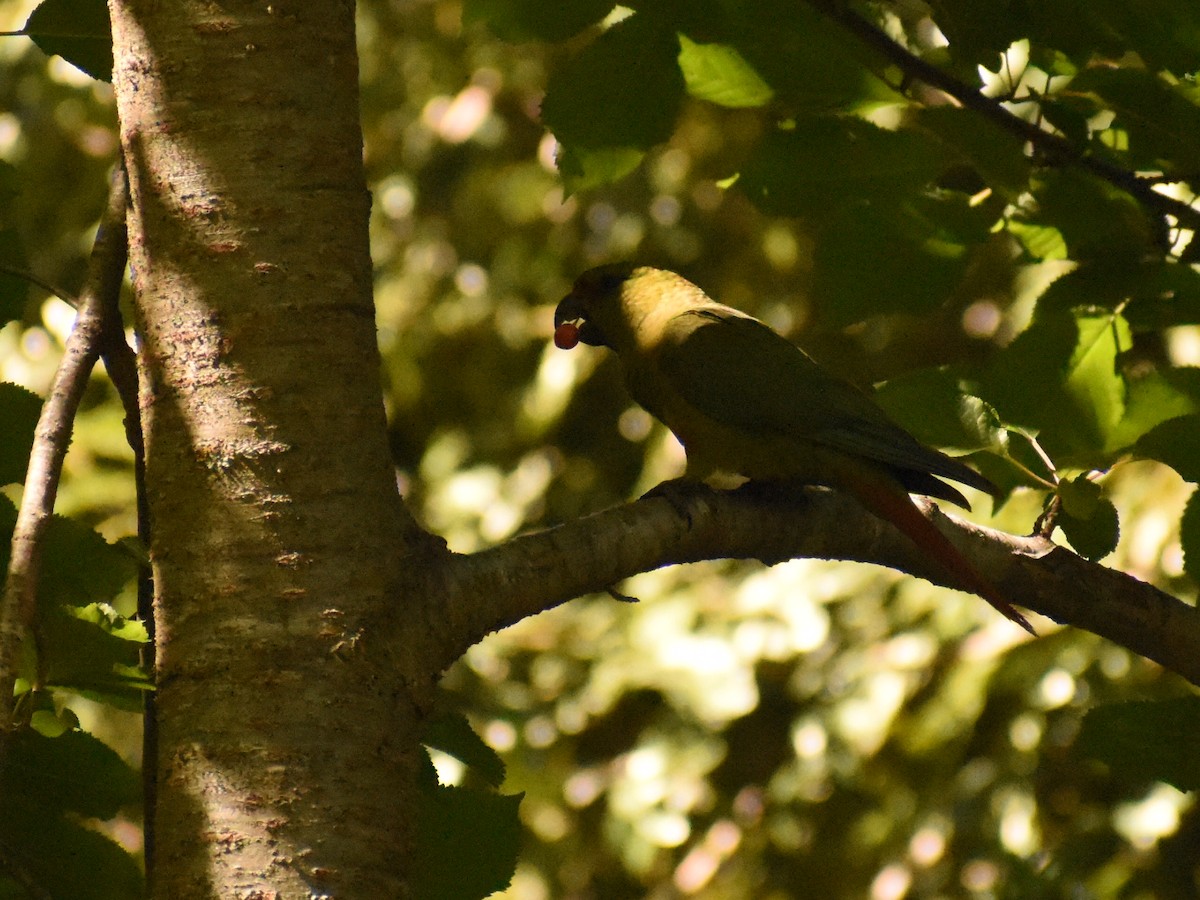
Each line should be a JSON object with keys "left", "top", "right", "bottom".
{"left": 595, "top": 273, "right": 626, "bottom": 295}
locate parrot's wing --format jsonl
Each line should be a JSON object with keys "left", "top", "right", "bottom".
{"left": 657, "top": 308, "right": 995, "bottom": 497}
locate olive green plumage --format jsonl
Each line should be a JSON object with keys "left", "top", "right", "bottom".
{"left": 555, "top": 263, "right": 995, "bottom": 506}
{"left": 554, "top": 263, "right": 1031, "bottom": 633}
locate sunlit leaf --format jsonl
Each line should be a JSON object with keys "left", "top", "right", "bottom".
{"left": 1007, "top": 221, "right": 1068, "bottom": 261}
{"left": 556, "top": 144, "right": 644, "bottom": 195}
{"left": 677, "top": 35, "right": 773, "bottom": 108}
{"left": 980, "top": 308, "right": 1130, "bottom": 462}
{"left": 1064, "top": 310, "right": 1130, "bottom": 452}
{"left": 874, "top": 368, "right": 1004, "bottom": 454}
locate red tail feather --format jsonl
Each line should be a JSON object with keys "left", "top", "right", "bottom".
{"left": 851, "top": 481, "right": 1034, "bottom": 635}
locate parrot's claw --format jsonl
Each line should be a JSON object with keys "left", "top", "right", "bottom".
{"left": 641, "top": 478, "right": 706, "bottom": 528}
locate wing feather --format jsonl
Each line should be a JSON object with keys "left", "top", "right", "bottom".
{"left": 656, "top": 308, "right": 994, "bottom": 498}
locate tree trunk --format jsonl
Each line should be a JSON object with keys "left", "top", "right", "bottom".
{"left": 110, "top": 1, "right": 428, "bottom": 894}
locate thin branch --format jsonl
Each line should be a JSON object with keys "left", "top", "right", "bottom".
{"left": 805, "top": 0, "right": 1200, "bottom": 233}
{"left": 0, "top": 168, "right": 129, "bottom": 735}
{"left": 433, "top": 482, "right": 1200, "bottom": 686}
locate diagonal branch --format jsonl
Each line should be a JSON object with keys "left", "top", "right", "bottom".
{"left": 431, "top": 482, "right": 1200, "bottom": 686}
{"left": 0, "top": 168, "right": 130, "bottom": 735}
{"left": 806, "top": 0, "right": 1200, "bottom": 233}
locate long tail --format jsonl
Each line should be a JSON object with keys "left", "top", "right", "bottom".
{"left": 850, "top": 479, "right": 1035, "bottom": 635}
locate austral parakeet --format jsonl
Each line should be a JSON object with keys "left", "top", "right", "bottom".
{"left": 554, "top": 264, "right": 1032, "bottom": 633}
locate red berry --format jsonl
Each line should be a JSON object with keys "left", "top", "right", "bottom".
{"left": 554, "top": 322, "right": 581, "bottom": 349}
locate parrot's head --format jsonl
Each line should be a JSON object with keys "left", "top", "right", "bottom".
{"left": 553, "top": 263, "right": 640, "bottom": 351}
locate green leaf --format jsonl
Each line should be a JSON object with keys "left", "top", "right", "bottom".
{"left": 1135, "top": 414, "right": 1200, "bottom": 482}
{"left": 1086, "top": 0, "right": 1200, "bottom": 74}
{"left": 1007, "top": 221, "right": 1068, "bottom": 262}
{"left": 1182, "top": 489, "right": 1200, "bottom": 582}
{"left": 0, "top": 382, "right": 42, "bottom": 486}
{"left": 0, "top": 803, "right": 143, "bottom": 899}
{"left": 741, "top": 117, "right": 949, "bottom": 215}
{"left": 38, "top": 511, "right": 138, "bottom": 607}
{"left": 1029, "top": 170, "right": 1156, "bottom": 263}
{"left": 1122, "top": 262, "right": 1200, "bottom": 330}
{"left": 1111, "top": 373, "right": 1199, "bottom": 451}
{"left": 923, "top": 0, "right": 1026, "bottom": 66}
{"left": 541, "top": 15, "right": 684, "bottom": 151}
{"left": 40, "top": 602, "right": 151, "bottom": 709}
{"left": 874, "top": 368, "right": 1004, "bottom": 454}
{"left": 677, "top": 35, "right": 773, "bottom": 108}
{"left": 414, "top": 783, "right": 523, "bottom": 900}
{"left": 3, "top": 727, "right": 140, "bottom": 819}
{"left": 722, "top": 0, "right": 892, "bottom": 110}
{"left": 463, "top": 0, "right": 614, "bottom": 42}
{"left": 1056, "top": 496, "right": 1119, "bottom": 561}
{"left": 1065, "top": 310, "right": 1130, "bottom": 454}
{"left": 980, "top": 308, "right": 1130, "bottom": 463}
{"left": 1055, "top": 475, "right": 1119, "bottom": 560}
{"left": 1071, "top": 67, "right": 1200, "bottom": 175}
{"left": 1077, "top": 698, "right": 1200, "bottom": 791}
{"left": 423, "top": 712, "right": 506, "bottom": 787}
{"left": 556, "top": 144, "right": 644, "bottom": 195}
{"left": 915, "top": 106, "right": 1032, "bottom": 200}
{"left": 22, "top": 0, "right": 113, "bottom": 83}
{"left": 811, "top": 204, "right": 968, "bottom": 325}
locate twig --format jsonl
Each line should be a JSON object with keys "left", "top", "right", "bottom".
{"left": 0, "top": 264, "right": 76, "bottom": 308}
{"left": 0, "top": 168, "right": 129, "bottom": 736}
{"left": 804, "top": 0, "right": 1200, "bottom": 233}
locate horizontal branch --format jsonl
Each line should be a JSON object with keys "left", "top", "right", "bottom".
{"left": 434, "top": 482, "right": 1200, "bottom": 685}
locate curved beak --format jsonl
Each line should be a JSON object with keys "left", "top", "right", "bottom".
{"left": 553, "top": 294, "right": 607, "bottom": 347}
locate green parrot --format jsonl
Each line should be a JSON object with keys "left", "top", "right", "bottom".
{"left": 554, "top": 263, "right": 1032, "bottom": 633}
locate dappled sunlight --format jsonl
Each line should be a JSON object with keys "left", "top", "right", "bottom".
{"left": 3, "top": 0, "right": 1198, "bottom": 893}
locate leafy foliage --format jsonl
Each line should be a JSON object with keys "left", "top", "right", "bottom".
{"left": 0, "top": 728, "right": 143, "bottom": 899}
{"left": 2, "top": 0, "right": 1200, "bottom": 895}
{"left": 20, "top": 0, "right": 112, "bottom": 82}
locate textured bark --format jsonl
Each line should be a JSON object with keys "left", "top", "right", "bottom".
{"left": 110, "top": 1, "right": 429, "bottom": 895}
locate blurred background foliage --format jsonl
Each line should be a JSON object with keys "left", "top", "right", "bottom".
{"left": 0, "top": 0, "right": 1199, "bottom": 897}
